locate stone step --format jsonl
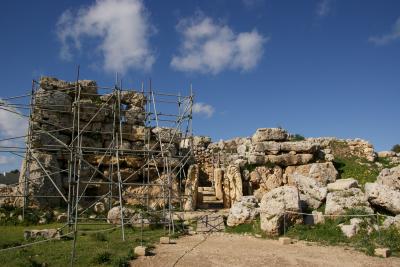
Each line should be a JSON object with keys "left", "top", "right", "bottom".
{"left": 200, "top": 190, "right": 215, "bottom": 196}
{"left": 203, "top": 195, "right": 217, "bottom": 201}
{"left": 198, "top": 187, "right": 214, "bottom": 192}
{"left": 197, "top": 201, "right": 224, "bottom": 210}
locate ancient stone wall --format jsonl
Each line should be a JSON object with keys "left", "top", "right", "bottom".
{"left": 11, "top": 77, "right": 186, "bottom": 209}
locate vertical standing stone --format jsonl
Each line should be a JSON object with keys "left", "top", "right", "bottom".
{"left": 214, "top": 168, "right": 224, "bottom": 200}
{"left": 183, "top": 164, "right": 199, "bottom": 211}
{"left": 223, "top": 165, "right": 243, "bottom": 208}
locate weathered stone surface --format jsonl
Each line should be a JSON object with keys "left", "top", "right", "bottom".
{"left": 134, "top": 246, "right": 147, "bottom": 256}
{"left": 0, "top": 185, "right": 17, "bottom": 207}
{"left": 382, "top": 215, "right": 400, "bottom": 229}
{"left": 327, "top": 178, "right": 359, "bottom": 192}
{"left": 56, "top": 213, "right": 67, "bottom": 223}
{"left": 365, "top": 182, "right": 400, "bottom": 214}
{"left": 34, "top": 88, "right": 72, "bottom": 112}
{"left": 193, "top": 136, "right": 212, "bottom": 147}
{"left": 339, "top": 218, "right": 363, "bottom": 238}
{"left": 376, "top": 166, "right": 400, "bottom": 190}
{"left": 75, "top": 99, "right": 109, "bottom": 122}
{"left": 280, "top": 141, "right": 319, "bottom": 153}
{"left": 375, "top": 248, "right": 391, "bottom": 258}
{"left": 214, "top": 168, "right": 224, "bottom": 200}
{"left": 107, "top": 206, "right": 135, "bottom": 225}
{"left": 248, "top": 154, "right": 265, "bottom": 165}
{"left": 285, "top": 162, "right": 338, "bottom": 185}
{"left": 257, "top": 141, "right": 281, "bottom": 154}
{"left": 250, "top": 166, "right": 283, "bottom": 201}
{"left": 325, "top": 188, "right": 373, "bottom": 216}
{"left": 24, "top": 229, "right": 61, "bottom": 240}
{"left": 223, "top": 165, "right": 243, "bottom": 208}
{"left": 226, "top": 196, "right": 259, "bottom": 227}
{"left": 124, "top": 175, "right": 180, "bottom": 209}
{"left": 377, "top": 151, "right": 397, "bottom": 158}
{"left": 152, "top": 127, "right": 182, "bottom": 144}
{"left": 20, "top": 153, "right": 64, "bottom": 208}
{"left": 252, "top": 128, "right": 288, "bottom": 143}
{"left": 120, "top": 91, "right": 146, "bottom": 107}
{"left": 94, "top": 202, "right": 105, "bottom": 214}
{"left": 183, "top": 164, "right": 199, "bottom": 211}
{"left": 266, "top": 154, "right": 313, "bottom": 166}
{"left": 260, "top": 186, "right": 302, "bottom": 236}
{"left": 292, "top": 174, "right": 327, "bottom": 209}
{"left": 125, "top": 106, "right": 145, "bottom": 124}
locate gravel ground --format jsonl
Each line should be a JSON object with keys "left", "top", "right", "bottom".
{"left": 131, "top": 233, "right": 400, "bottom": 267}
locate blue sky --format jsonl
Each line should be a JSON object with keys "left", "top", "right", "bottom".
{"left": 0, "top": 0, "right": 400, "bottom": 171}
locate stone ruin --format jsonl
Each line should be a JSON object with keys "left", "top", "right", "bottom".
{"left": 0, "top": 76, "right": 193, "bottom": 211}
{"left": 1, "top": 76, "right": 400, "bottom": 237}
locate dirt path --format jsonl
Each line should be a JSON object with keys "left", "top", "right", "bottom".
{"left": 131, "top": 233, "right": 400, "bottom": 267}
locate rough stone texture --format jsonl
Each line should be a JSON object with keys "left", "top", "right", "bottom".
{"left": 124, "top": 175, "right": 180, "bottom": 210}
{"left": 266, "top": 154, "right": 314, "bottom": 167}
{"left": 152, "top": 127, "right": 182, "bottom": 144}
{"left": 252, "top": 128, "right": 288, "bottom": 143}
{"left": 285, "top": 162, "right": 338, "bottom": 186}
{"left": 291, "top": 174, "right": 327, "bottom": 209}
{"left": 214, "top": 168, "right": 224, "bottom": 200}
{"left": 250, "top": 166, "right": 284, "bottom": 201}
{"left": 375, "top": 248, "right": 391, "bottom": 258}
{"left": 259, "top": 186, "right": 302, "bottom": 236}
{"left": 94, "top": 202, "right": 105, "bottom": 214}
{"left": 183, "top": 164, "right": 199, "bottom": 211}
{"left": 223, "top": 165, "right": 243, "bottom": 208}
{"left": 226, "top": 196, "right": 259, "bottom": 227}
{"left": 24, "top": 229, "right": 61, "bottom": 240}
{"left": 339, "top": 218, "right": 363, "bottom": 238}
{"left": 9, "top": 76, "right": 195, "bottom": 211}
{"left": 279, "top": 141, "right": 319, "bottom": 153}
{"left": 0, "top": 185, "right": 17, "bottom": 207}
{"left": 56, "top": 213, "right": 67, "bottom": 222}
{"left": 365, "top": 182, "right": 400, "bottom": 214}
{"left": 377, "top": 151, "right": 396, "bottom": 158}
{"left": 325, "top": 188, "right": 373, "bottom": 216}
{"left": 107, "top": 206, "right": 135, "bottom": 225}
{"left": 376, "top": 166, "right": 400, "bottom": 190}
{"left": 120, "top": 91, "right": 146, "bottom": 107}
{"left": 20, "top": 153, "right": 64, "bottom": 208}
{"left": 382, "top": 215, "right": 400, "bottom": 229}
{"left": 327, "top": 178, "right": 359, "bottom": 192}
{"left": 134, "top": 246, "right": 147, "bottom": 256}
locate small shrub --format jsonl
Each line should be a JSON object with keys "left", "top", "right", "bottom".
{"left": 92, "top": 251, "right": 112, "bottom": 264}
{"left": 286, "top": 219, "right": 348, "bottom": 245}
{"left": 391, "top": 144, "right": 400, "bottom": 153}
{"left": 90, "top": 232, "right": 108, "bottom": 242}
{"left": 333, "top": 157, "right": 380, "bottom": 185}
{"left": 225, "top": 217, "right": 264, "bottom": 237}
{"left": 113, "top": 250, "right": 135, "bottom": 267}
{"left": 290, "top": 134, "right": 305, "bottom": 141}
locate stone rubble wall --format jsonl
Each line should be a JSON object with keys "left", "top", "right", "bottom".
{"left": 307, "top": 137, "right": 376, "bottom": 162}
{"left": 192, "top": 128, "right": 339, "bottom": 208}
{"left": 7, "top": 76, "right": 186, "bottom": 209}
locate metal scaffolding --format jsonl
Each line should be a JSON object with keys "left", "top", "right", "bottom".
{"left": 0, "top": 71, "right": 194, "bottom": 265}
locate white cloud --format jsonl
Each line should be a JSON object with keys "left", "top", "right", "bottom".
{"left": 0, "top": 155, "right": 15, "bottom": 165}
{"left": 56, "top": 0, "right": 155, "bottom": 73}
{"left": 0, "top": 101, "right": 28, "bottom": 138}
{"left": 369, "top": 18, "right": 400, "bottom": 46}
{"left": 171, "top": 14, "right": 267, "bottom": 74}
{"left": 316, "top": 0, "right": 333, "bottom": 17}
{"left": 192, "top": 103, "right": 215, "bottom": 118}
{"left": 0, "top": 100, "right": 27, "bottom": 170}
